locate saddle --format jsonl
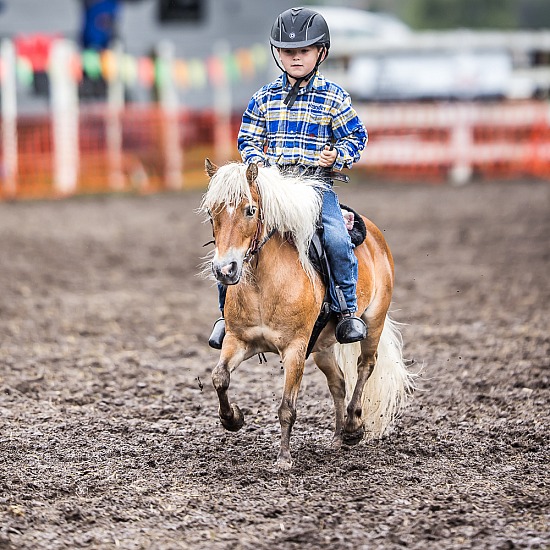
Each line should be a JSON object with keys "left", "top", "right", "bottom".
{"left": 305, "top": 204, "right": 367, "bottom": 357}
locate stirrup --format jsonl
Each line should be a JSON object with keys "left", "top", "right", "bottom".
{"left": 335, "top": 312, "right": 367, "bottom": 344}
{"left": 209, "top": 317, "right": 226, "bottom": 349}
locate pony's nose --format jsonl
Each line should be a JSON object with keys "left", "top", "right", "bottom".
{"left": 220, "top": 261, "right": 237, "bottom": 277}
{"left": 213, "top": 261, "right": 239, "bottom": 283}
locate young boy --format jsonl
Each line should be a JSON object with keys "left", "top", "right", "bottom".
{"left": 209, "top": 6, "right": 368, "bottom": 349}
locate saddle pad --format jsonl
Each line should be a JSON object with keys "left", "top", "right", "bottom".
{"left": 340, "top": 204, "right": 367, "bottom": 247}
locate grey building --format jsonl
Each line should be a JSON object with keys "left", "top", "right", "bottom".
{"left": 0, "top": 0, "right": 300, "bottom": 111}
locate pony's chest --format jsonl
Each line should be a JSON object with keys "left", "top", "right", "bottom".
{"left": 230, "top": 275, "right": 317, "bottom": 313}
{"left": 227, "top": 284, "right": 312, "bottom": 347}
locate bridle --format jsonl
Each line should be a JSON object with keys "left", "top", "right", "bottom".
{"left": 244, "top": 225, "right": 277, "bottom": 263}
{"left": 243, "top": 185, "right": 276, "bottom": 263}
{"left": 204, "top": 186, "right": 276, "bottom": 263}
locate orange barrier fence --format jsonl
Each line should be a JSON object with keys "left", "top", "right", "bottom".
{"left": 356, "top": 101, "right": 550, "bottom": 183}
{"left": 1, "top": 101, "right": 549, "bottom": 200}
{"left": 0, "top": 106, "right": 243, "bottom": 200}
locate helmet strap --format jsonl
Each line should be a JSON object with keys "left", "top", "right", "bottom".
{"left": 284, "top": 76, "right": 308, "bottom": 109}
{"left": 271, "top": 46, "right": 326, "bottom": 109}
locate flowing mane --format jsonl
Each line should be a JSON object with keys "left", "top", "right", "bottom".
{"left": 201, "top": 163, "right": 325, "bottom": 275}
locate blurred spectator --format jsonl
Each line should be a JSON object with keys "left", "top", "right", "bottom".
{"left": 80, "top": 0, "right": 120, "bottom": 51}
{"left": 80, "top": 0, "right": 120, "bottom": 99}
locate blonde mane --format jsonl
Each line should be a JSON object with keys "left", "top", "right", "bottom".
{"left": 201, "top": 163, "right": 325, "bottom": 276}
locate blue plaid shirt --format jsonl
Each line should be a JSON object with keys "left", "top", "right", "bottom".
{"left": 238, "top": 73, "right": 367, "bottom": 172}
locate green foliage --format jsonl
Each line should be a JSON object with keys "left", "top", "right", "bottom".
{"left": 369, "top": 0, "right": 550, "bottom": 30}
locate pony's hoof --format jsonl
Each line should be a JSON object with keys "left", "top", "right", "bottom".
{"left": 330, "top": 436, "right": 343, "bottom": 450}
{"left": 275, "top": 456, "right": 293, "bottom": 470}
{"left": 219, "top": 403, "right": 244, "bottom": 432}
{"left": 343, "top": 426, "right": 365, "bottom": 446}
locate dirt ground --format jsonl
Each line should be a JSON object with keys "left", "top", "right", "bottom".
{"left": 0, "top": 177, "right": 548, "bottom": 550}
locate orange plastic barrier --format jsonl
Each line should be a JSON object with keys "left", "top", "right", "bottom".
{"left": 0, "top": 106, "right": 242, "bottom": 200}
{"left": 356, "top": 101, "right": 550, "bottom": 183}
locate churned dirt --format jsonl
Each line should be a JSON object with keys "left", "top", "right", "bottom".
{"left": 0, "top": 177, "right": 548, "bottom": 549}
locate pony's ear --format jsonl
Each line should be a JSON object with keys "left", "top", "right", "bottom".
{"left": 246, "top": 163, "right": 258, "bottom": 184}
{"left": 205, "top": 158, "right": 218, "bottom": 177}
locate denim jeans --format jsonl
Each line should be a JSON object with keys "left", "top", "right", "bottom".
{"left": 216, "top": 184, "right": 357, "bottom": 314}
{"left": 321, "top": 187, "right": 358, "bottom": 313}
{"left": 217, "top": 283, "right": 227, "bottom": 314}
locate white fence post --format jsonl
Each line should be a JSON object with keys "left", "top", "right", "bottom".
{"left": 107, "top": 40, "right": 125, "bottom": 190}
{"left": 157, "top": 40, "right": 182, "bottom": 190}
{"left": 213, "top": 40, "right": 233, "bottom": 164}
{"left": 449, "top": 104, "right": 474, "bottom": 185}
{"left": 49, "top": 39, "right": 80, "bottom": 196}
{"left": 1, "top": 39, "right": 18, "bottom": 197}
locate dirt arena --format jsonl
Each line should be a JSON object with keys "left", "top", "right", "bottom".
{"left": 0, "top": 177, "right": 548, "bottom": 549}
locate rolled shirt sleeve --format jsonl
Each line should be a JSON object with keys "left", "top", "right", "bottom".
{"left": 331, "top": 93, "right": 368, "bottom": 171}
{"left": 238, "top": 97, "right": 267, "bottom": 165}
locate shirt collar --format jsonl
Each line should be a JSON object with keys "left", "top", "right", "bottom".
{"left": 276, "top": 72, "right": 327, "bottom": 93}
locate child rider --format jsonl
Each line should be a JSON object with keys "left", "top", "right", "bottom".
{"left": 209, "top": 6, "right": 368, "bottom": 350}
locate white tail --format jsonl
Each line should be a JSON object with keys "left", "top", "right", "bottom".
{"left": 335, "top": 314, "right": 415, "bottom": 439}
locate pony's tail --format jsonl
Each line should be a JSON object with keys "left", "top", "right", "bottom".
{"left": 335, "top": 314, "right": 415, "bottom": 439}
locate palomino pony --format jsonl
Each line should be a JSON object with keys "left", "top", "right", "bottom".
{"left": 201, "top": 159, "right": 414, "bottom": 469}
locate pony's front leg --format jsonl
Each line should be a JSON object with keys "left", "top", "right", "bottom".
{"left": 212, "top": 338, "right": 247, "bottom": 432}
{"left": 277, "top": 345, "right": 307, "bottom": 470}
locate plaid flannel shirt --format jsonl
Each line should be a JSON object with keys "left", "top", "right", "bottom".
{"left": 238, "top": 73, "right": 367, "bottom": 172}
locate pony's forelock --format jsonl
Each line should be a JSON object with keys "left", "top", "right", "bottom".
{"left": 200, "top": 162, "right": 252, "bottom": 214}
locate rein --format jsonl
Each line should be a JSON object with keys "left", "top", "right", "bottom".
{"left": 244, "top": 227, "right": 277, "bottom": 263}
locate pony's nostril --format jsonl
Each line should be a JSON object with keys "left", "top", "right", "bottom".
{"left": 213, "top": 260, "right": 239, "bottom": 283}
{"left": 221, "top": 261, "right": 237, "bottom": 277}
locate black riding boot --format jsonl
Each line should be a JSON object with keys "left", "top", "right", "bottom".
{"left": 208, "top": 317, "right": 226, "bottom": 349}
{"left": 335, "top": 312, "right": 367, "bottom": 344}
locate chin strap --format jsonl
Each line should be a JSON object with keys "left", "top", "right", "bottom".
{"left": 271, "top": 46, "right": 326, "bottom": 109}
{"left": 283, "top": 75, "right": 309, "bottom": 109}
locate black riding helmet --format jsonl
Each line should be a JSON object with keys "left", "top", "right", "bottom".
{"left": 269, "top": 7, "right": 330, "bottom": 108}
{"left": 270, "top": 7, "right": 330, "bottom": 50}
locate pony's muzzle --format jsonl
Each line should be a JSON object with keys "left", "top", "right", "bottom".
{"left": 212, "top": 259, "right": 241, "bottom": 285}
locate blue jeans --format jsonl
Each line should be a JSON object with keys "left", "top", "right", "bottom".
{"left": 217, "top": 283, "right": 227, "bottom": 314}
{"left": 216, "top": 187, "right": 357, "bottom": 314}
{"left": 321, "top": 187, "right": 358, "bottom": 313}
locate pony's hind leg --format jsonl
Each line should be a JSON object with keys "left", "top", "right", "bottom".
{"left": 212, "top": 339, "right": 247, "bottom": 432}
{"left": 343, "top": 321, "right": 383, "bottom": 445}
{"left": 343, "top": 349, "right": 376, "bottom": 445}
{"left": 312, "top": 347, "right": 346, "bottom": 449}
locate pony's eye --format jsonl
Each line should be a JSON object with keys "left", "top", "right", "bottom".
{"left": 245, "top": 205, "right": 257, "bottom": 217}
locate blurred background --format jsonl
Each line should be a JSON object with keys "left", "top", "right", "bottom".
{"left": 0, "top": 0, "right": 549, "bottom": 198}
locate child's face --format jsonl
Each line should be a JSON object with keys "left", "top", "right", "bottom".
{"left": 278, "top": 46, "right": 324, "bottom": 81}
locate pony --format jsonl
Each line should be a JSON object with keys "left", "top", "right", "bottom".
{"left": 200, "top": 160, "right": 414, "bottom": 469}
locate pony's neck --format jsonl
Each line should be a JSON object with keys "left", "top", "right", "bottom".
{"left": 254, "top": 233, "right": 317, "bottom": 287}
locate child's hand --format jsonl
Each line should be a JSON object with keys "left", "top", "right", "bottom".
{"left": 318, "top": 145, "right": 337, "bottom": 168}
